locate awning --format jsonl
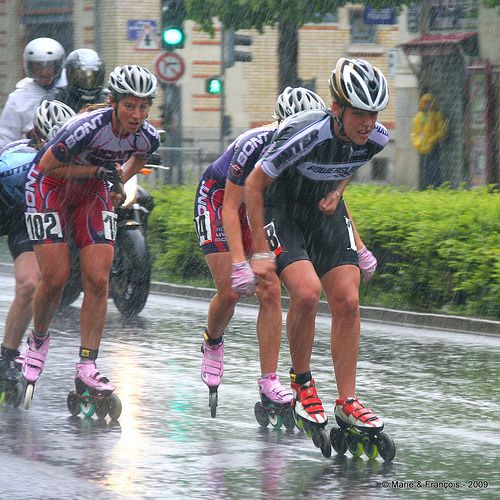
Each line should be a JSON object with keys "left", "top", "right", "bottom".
{"left": 402, "top": 32, "right": 478, "bottom": 57}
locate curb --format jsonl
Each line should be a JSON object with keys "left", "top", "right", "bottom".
{"left": 149, "top": 282, "right": 500, "bottom": 337}
{"left": 1, "top": 262, "right": 498, "bottom": 336}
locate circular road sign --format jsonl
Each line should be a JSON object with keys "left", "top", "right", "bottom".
{"left": 154, "top": 52, "right": 185, "bottom": 83}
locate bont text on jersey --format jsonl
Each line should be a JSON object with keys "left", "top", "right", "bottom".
{"left": 236, "top": 132, "right": 269, "bottom": 167}
{"left": 273, "top": 130, "right": 319, "bottom": 167}
{"left": 64, "top": 115, "right": 104, "bottom": 149}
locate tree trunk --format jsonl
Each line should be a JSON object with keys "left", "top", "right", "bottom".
{"left": 277, "top": 18, "right": 299, "bottom": 92}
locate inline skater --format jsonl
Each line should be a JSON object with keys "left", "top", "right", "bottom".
{"left": 22, "top": 65, "right": 160, "bottom": 415}
{"left": 245, "top": 58, "right": 395, "bottom": 460}
{"left": 0, "top": 100, "right": 76, "bottom": 405}
{"left": 0, "top": 38, "right": 66, "bottom": 149}
{"left": 48, "top": 48, "right": 108, "bottom": 112}
{"left": 194, "top": 86, "right": 376, "bottom": 421}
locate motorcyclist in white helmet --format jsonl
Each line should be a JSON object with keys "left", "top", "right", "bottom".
{"left": 0, "top": 37, "right": 66, "bottom": 149}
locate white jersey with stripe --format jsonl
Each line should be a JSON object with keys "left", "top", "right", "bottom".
{"left": 257, "top": 109, "right": 388, "bottom": 206}
{"left": 259, "top": 109, "right": 388, "bottom": 181}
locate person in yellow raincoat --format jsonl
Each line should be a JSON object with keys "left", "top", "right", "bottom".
{"left": 411, "top": 93, "right": 448, "bottom": 189}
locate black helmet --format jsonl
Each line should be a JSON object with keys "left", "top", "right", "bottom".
{"left": 65, "top": 48, "right": 105, "bottom": 102}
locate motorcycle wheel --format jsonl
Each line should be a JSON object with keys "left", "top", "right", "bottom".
{"left": 110, "top": 229, "right": 151, "bottom": 318}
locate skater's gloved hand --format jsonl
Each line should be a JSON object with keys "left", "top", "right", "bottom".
{"left": 95, "top": 163, "right": 118, "bottom": 182}
{"left": 231, "top": 261, "right": 256, "bottom": 296}
{"left": 357, "top": 246, "right": 377, "bottom": 283}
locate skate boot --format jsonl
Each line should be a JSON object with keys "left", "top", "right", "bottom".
{"left": 254, "top": 373, "right": 294, "bottom": 430}
{"left": 0, "top": 349, "right": 23, "bottom": 407}
{"left": 21, "top": 330, "right": 50, "bottom": 410}
{"left": 330, "top": 396, "right": 396, "bottom": 461}
{"left": 200, "top": 330, "right": 224, "bottom": 418}
{"left": 67, "top": 360, "right": 122, "bottom": 420}
{"left": 290, "top": 370, "right": 331, "bottom": 458}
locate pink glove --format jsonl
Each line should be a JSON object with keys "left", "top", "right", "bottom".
{"left": 231, "top": 261, "right": 256, "bottom": 296}
{"left": 358, "top": 246, "right": 377, "bottom": 283}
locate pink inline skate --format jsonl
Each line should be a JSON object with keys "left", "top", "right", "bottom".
{"left": 201, "top": 330, "right": 224, "bottom": 418}
{"left": 254, "top": 373, "right": 295, "bottom": 430}
{"left": 21, "top": 330, "right": 50, "bottom": 409}
{"left": 66, "top": 360, "right": 122, "bottom": 420}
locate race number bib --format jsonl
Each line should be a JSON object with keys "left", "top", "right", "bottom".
{"left": 25, "top": 212, "right": 63, "bottom": 241}
{"left": 264, "top": 221, "right": 283, "bottom": 256}
{"left": 102, "top": 211, "right": 118, "bottom": 241}
{"left": 193, "top": 212, "right": 213, "bottom": 245}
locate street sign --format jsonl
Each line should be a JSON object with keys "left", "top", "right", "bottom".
{"left": 155, "top": 51, "right": 185, "bottom": 83}
{"left": 134, "top": 23, "right": 161, "bottom": 51}
{"left": 363, "top": 7, "right": 396, "bottom": 25}
{"left": 127, "top": 19, "right": 158, "bottom": 40}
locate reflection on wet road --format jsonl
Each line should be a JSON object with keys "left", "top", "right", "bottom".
{"left": 0, "top": 274, "right": 498, "bottom": 499}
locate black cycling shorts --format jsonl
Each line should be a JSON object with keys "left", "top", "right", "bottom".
{"left": 264, "top": 199, "right": 358, "bottom": 278}
{"left": 8, "top": 218, "right": 34, "bottom": 260}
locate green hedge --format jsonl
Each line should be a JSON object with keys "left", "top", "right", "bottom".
{"left": 147, "top": 184, "right": 500, "bottom": 320}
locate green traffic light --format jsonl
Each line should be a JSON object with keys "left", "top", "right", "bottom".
{"left": 163, "top": 27, "right": 184, "bottom": 46}
{"left": 208, "top": 79, "right": 222, "bottom": 94}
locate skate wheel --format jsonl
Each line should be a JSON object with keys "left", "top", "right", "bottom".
{"left": 330, "top": 427, "right": 347, "bottom": 456}
{"left": 294, "top": 413, "right": 304, "bottom": 432}
{"left": 254, "top": 402, "right": 269, "bottom": 428}
{"left": 23, "top": 383, "right": 34, "bottom": 410}
{"left": 283, "top": 408, "right": 296, "bottom": 431}
{"left": 95, "top": 400, "right": 109, "bottom": 419}
{"left": 376, "top": 431, "right": 396, "bottom": 462}
{"left": 269, "top": 413, "right": 283, "bottom": 430}
{"left": 11, "top": 383, "right": 24, "bottom": 408}
{"left": 345, "top": 428, "right": 363, "bottom": 458}
{"left": 80, "top": 390, "right": 95, "bottom": 418}
{"left": 319, "top": 428, "right": 332, "bottom": 458}
{"left": 0, "top": 390, "right": 5, "bottom": 405}
{"left": 67, "top": 390, "right": 81, "bottom": 416}
{"left": 107, "top": 394, "right": 122, "bottom": 420}
{"left": 362, "top": 434, "right": 379, "bottom": 460}
{"left": 209, "top": 390, "right": 218, "bottom": 418}
{"left": 303, "top": 422, "right": 313, "bottom": 439}
{"left": 312, "top": 427, "right": 321, "bottom": 448}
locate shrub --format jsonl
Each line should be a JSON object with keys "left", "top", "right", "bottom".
{"left": 147, "top": 184, "right": 500, "bottom": 319}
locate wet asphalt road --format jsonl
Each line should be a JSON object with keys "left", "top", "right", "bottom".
{"left": 0, "top": 274, "right": 498, "bottom": 499}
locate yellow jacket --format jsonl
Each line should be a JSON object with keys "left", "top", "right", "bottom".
{"left": 411, "top": 94, "right": 448, "bottom": 155}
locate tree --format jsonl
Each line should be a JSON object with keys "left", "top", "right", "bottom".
{"left": 186, "top": 0, "right": 499, "bottom": 91}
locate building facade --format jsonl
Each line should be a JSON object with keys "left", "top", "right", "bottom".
{"left": 0, "top": 1, "right": 498, "bottom": 187}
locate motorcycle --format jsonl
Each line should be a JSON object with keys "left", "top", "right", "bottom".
{"left": 59, "top": 169, "right": 155, "bottom": 318}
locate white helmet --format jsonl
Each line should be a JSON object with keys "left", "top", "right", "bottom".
{"left": 273, "top": 86, "right": 326, "bottom": 120}
{"left": 108, "top": 65, "right": 157, "bottom": 99}
{"left": 23, "top": 38, "right": 65, "bottom": 82}
{"left": 34, "top": 100, "right": 76, "bottom": 140}
{"left": 328, "top": 58, "right": 389, "bottom": 112}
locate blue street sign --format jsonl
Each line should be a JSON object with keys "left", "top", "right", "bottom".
{"left": 127, "top": 20, "right": 158, "bottom": 40}
{"left": 363, "top": 7, "right": 397, "bottom": 25}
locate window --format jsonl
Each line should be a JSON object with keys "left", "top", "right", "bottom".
{"left": 350, "top": 10, "right": 376, "bottom": 44}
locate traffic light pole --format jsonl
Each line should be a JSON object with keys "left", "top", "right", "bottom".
{"left": 162, "top": 81, "right": 183, "bottom": 184}
{"left": 219, "top": 30, "right": 226, "bottom": 155}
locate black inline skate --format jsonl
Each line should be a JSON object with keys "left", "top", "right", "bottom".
{"left": 330, "top": 397, "right": 396, "bottom": 462}
{"left": 0, "top": 353, "right": 23, "bottom": 407}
